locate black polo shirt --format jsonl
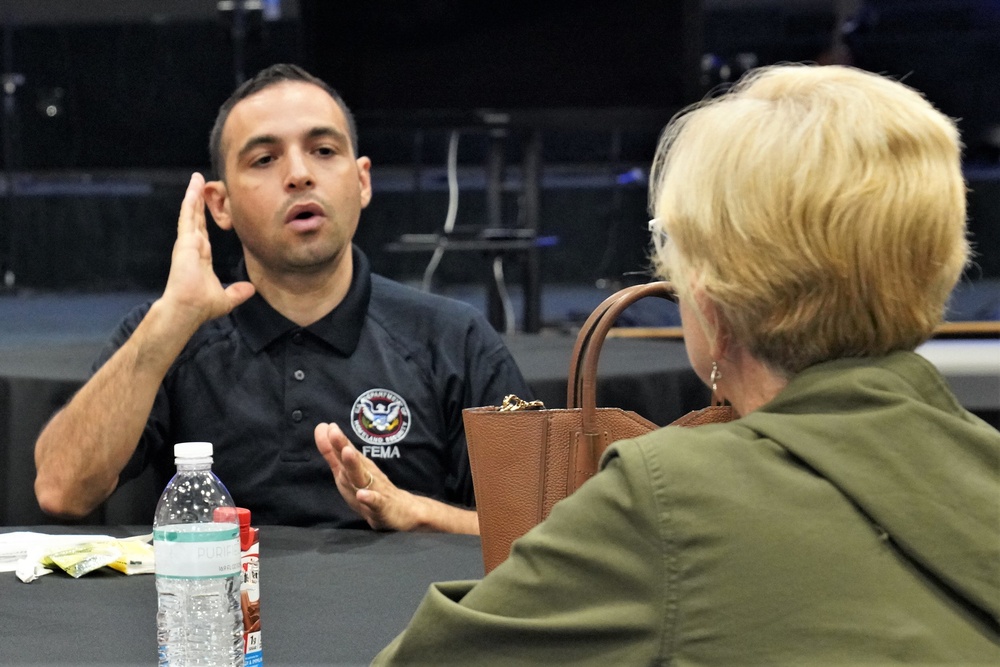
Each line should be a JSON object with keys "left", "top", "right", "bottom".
{"left": 98, "top": 246, "right": 532, "bottom": 527}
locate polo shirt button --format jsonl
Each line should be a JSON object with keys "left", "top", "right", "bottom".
{"left": 293, "top": 369, "right": 305, "bottom": 381}
{"left": 291, "top": 409, "right": 303, "bottom": 422}
{"left": 292, "top": 332, "right": 304, "bottom": 344}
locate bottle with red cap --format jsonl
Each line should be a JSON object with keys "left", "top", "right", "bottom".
{"left": 228, "top": 507, "right": 261, "bottom": 666}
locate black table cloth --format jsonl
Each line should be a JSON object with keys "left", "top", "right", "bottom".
{"left": 0, "top": 525, "right": 484, "bottom": 666}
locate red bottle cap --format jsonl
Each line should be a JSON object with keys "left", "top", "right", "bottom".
{"left": 213, "top": 506, "right": 251, "bottom": 526}
{"left": 214, "top": 507, "right": 257, "bottom": 550}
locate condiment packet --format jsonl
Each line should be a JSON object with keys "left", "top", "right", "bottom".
{"left": 106, "top": 538, "right": 155, "bottom": 575}
{"left": 0, "top": 532, "right": 114, "bottom": 572}
{"left": 43, "top": 542, "right": 122, "bottom": 578}
{"left": 2, "top": 532, "right": 154, "bottom": 582}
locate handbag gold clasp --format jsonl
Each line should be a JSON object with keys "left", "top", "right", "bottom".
{"left": 499, "top": 394, "right": 545, "bottom": 411}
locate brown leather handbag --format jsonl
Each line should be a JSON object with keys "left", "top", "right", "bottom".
{"left": 463, "top": 281, "right": 734, "bottom": 574}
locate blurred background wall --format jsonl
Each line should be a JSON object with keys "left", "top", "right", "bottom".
{"left": 0, "top": 0, "right": 997, "bottom": 294}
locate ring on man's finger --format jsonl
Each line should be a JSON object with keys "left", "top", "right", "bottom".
{"left": 351, "top": 471, "right": 375, "bottom": 492}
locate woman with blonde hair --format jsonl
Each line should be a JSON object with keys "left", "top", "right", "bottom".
{"left": 374, "top": 65, "right": 1000, "bottom": 665}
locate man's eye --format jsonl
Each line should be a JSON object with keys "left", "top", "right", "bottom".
{"left": 315, "top": 146, "right": 336, "bottom": 157}
{"left": 252, "top": 155, "right": 273, "bottom": 167}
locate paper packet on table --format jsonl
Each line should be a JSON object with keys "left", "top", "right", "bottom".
{"left": 43, "top": 536, "right": 155, "bottom": 578}
{"left": 0, "top": 532, "right": 154, "bottom": 582}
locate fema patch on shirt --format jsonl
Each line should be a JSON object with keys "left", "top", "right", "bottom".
{"left": 351, "top": 388, "right": 411, "bottom": 447}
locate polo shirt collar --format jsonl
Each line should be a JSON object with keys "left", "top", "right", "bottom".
{"left": 232, "top": 245, "right": 372, "bottom": 355}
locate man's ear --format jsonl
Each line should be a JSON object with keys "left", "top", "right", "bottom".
{"left": 203, "top": 180, "right": 232, "bottom": 230}
{"left": 356, "top": 156, "right": 373, "bottom": 209}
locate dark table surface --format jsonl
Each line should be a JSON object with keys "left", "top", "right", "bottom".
{"left": 0, "top": 525, "right": 484, "bottom": 667}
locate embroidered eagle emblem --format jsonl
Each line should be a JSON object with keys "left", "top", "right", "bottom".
{"left": 350, "top": 388, "right": 411, "bottom": 445}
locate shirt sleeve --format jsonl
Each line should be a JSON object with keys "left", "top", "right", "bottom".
{"left": 444, "top": 314, "right": 534, "bottom": 506}
{"left": 458, "top": 311, "right": 534, "bottom": 408}
{"left": 372, "top": 441, "right": 667, "bottom": 666}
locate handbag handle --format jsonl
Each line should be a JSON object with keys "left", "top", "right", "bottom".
{"left": 566, "top": 281, "right": 678, "bottom": 433}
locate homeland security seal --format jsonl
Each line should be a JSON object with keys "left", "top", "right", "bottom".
{"left": 350, "top": 389, "right": 411, "bottom": 457}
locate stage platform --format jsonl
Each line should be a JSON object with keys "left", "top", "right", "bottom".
{"left": 2, "top": 277, "right": 999, "bottom": 344}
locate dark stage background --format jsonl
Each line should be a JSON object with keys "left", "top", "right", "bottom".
{"left": 0, "top": 0, "right": 997, "bottom": 295}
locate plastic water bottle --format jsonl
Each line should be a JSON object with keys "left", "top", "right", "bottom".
{"left": 154, "top": 442, "right": 244, "bottom": 666}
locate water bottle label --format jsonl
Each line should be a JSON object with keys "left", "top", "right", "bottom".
{"left": 153, "top": 524, "right": 240, "bottom": 579}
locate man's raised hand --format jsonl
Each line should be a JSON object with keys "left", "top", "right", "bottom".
{"left": 160, "top": 173, "right": 254, "bottom": 331}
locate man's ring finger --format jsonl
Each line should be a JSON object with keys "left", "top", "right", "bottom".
{"left": 352, "top": 471, "right": 375, "bottom": 492}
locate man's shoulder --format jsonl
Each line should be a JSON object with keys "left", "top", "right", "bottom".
{"left": 95, "top": 300, "right": 239, "bottom": 375}
{"left": 365, "top": 275, "right": 517, "bottom": 372}
{"left": 368, "top": 274, "right": 485, "bottom": 326}
{"left": 115, "top": 300, "right": 237, "bottom": 339}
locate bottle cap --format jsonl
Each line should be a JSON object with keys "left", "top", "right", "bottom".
{"left": 214, "top": 506, "right": 251, "bottom": 527}
{"left": 174, "top": 442, "right": 213, "bottom": 458}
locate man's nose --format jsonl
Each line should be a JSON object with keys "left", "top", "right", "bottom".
{"left": 284, "top": 149, "right": 314, "bottom": 190}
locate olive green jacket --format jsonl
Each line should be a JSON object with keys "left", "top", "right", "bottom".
{"left": 374, "top": 352, "right": 1000, "bottom": 665}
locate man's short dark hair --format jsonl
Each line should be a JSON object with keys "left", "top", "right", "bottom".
{"left": 208, "top": 63, "right": 358, "bottom": 180}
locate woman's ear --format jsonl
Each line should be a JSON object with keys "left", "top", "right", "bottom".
{"left": 203, "top": 180, "right": 232, "bottom": 230}
{"left": 692, "top": 288, "right": 731, "bottom": 360}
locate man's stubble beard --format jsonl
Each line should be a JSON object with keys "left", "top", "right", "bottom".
{"left": 230, "top": 200, "right": 351, "bottom": 277}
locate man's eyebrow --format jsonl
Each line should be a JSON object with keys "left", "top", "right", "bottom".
{"left": 237, "top": 134, "right": 280, "bottom": 162}
{"left": 306, "top": 126, "right": 349, "bottom": 145}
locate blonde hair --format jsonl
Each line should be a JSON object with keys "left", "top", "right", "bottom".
{"left": 650, "top": 64, "right": 969, "bottom": 375}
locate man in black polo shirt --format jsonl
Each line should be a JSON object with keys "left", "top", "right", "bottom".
{"left": 33, "top": 64, "right": 531, "bottom": 533}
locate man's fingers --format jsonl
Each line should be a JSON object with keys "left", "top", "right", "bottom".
{"left": 314, "top": 422, "right": 383, "bottom": 502}
{"left": 355, "top": 489, "right": 381, "bottom": 511}
{"left": 314, "top": 422, "right": 343, "bottom": 475}
{"left": 178, "top": 173, "right": 207, "bottom": 236}
{"left": 312, "top": 422, "right": 417, "bottom": 532}
{"left": 341, "top": 441, "right": 374, "bottom": 492}
{"left": 315, "top": 422, "right": 365, "bottom": 486}
{"left": 322, "top": 422, "right": 352, "bottom": 453}
{"left": 224, "top": 281, "right": 256, "bottom": 310}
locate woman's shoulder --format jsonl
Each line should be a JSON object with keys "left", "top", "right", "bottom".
{"left": 603, "top": 421, "right": 790, "bottom": 501}
{"left": 609, "top": 421, "right": 764, "bottom": 467}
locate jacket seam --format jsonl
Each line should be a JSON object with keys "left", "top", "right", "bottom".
{"left": 638, "top": 440, "right": 678, "bottom": 664}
